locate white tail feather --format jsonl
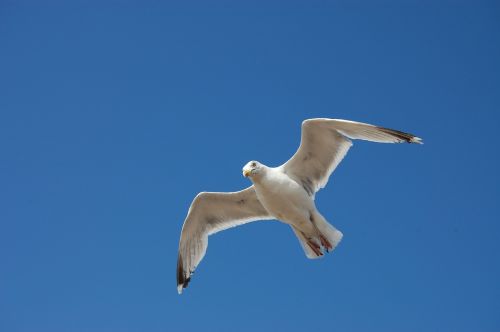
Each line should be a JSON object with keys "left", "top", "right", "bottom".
{"left": 291, "top": 214, "right": 343, "bottom": 259}
{"left": 291, "top": 226, "right": 323, "bottom": 259}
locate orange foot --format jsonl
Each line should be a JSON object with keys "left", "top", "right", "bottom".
{"left": 319, "top": 234, "right": 333, "bottom": 252}
{"left": 307, "top": 239, "right": 323, "bottom": 257}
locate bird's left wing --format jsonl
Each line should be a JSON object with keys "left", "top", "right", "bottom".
{"left": 280, "top": 118, "right": 422, "bottom": 197}
{"left": 177, "top": 186, "right": 271, "bottom": 294}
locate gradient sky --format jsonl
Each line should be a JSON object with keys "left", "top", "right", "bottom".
{"left": 1, "top": 1, "right": 499, "bottom": 331}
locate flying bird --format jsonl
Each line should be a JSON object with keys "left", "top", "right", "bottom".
{"left": 176, "top": 118, "right": 422, "bottom": 294}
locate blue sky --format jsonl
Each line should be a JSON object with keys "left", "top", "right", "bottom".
{"left": 1, "top": 1, "right": 499, "bottom": 331}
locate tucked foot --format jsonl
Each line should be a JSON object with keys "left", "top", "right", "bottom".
{"left": 306, "top": 239, "right": 323, "bottom": 257}
{"left": 319, "top": 234, "right": 333, "bottom": 252}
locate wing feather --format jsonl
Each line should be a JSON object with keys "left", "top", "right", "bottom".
{"left": 176, "top": 186, "right": 270, "bottom": 294}
{"left": 281, "top": 118, "right": 422, "bottom": 196}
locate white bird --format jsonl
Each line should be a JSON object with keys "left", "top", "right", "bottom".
{"left": 176, "top": 118, "right": 422, "bottom": 294}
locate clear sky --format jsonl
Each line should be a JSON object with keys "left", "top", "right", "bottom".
{"left": 1, "top": 1, "right": 499, "bottom": 331}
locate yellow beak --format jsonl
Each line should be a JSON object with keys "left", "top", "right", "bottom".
{"left": 243, "top": 169, "right": 251, "bottom": 177}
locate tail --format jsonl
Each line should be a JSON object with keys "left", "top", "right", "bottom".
{"left": 316, "top": 218, "right": 343, "bottom": 252}
{"left": 291, "top": 218, "right": 343, "bottom": 259}
{"left": 291, "top": 226, "right": 324, "bottom": 259}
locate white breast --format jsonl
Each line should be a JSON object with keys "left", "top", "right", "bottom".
{"left": 252, "top": 168, "right": 314, "bottom": 223}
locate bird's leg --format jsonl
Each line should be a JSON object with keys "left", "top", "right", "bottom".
{"left": 309, "top": 213, "right": 333, "bottom": 252}
{"left": 319, "top": 234, "right": 333, "bottom": 252}
{"left": 300, "top": 230, "right": 323, "bottom": 257}
{"left": 306, "top": 238, "right": 323, "bottom": 257}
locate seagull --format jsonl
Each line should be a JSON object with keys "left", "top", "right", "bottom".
{"left": 176, "top": 118, "right": 422, "bottom": 294}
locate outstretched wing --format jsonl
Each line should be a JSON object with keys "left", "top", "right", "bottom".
{"left": 177, "top": 186, "right": 271, "bottom": 294}
{"left": 281, "top": 118, "right": 422, "bottom": 197}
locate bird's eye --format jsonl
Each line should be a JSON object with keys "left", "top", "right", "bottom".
{"left": 251, "top": 162, "right": 257, "bottom": 167}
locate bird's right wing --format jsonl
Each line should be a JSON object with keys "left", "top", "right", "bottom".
{"left": 281, "top": 118, "right": 422, "bottom": 196}
{"left": 177, "top": 186, "right": 271, "bottom": 294}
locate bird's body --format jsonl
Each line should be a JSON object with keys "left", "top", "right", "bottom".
{"left": 248, "top": 165, "right": 342, "bottom": 258}
{"left": 176, "top": 118, "right": 422, "bottom": 294}
{"left": 252, "top": 166, "right": 312, "bottom": 224}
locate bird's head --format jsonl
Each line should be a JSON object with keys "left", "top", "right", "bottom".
{"left": 242, "top": 160, "right": 263, "bottom": 179}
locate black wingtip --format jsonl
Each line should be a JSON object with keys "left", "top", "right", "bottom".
{"left": 177, "top": 254, "right": 191, "bottom": 294}
{"left": 376, "top": 126, "right": 423, "bottom": 144}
